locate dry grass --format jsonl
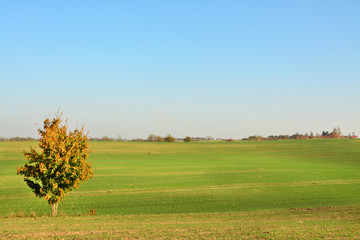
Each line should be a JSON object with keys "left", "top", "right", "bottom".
{"left": 1, "top": 205, "right": 359, "bottom": 239}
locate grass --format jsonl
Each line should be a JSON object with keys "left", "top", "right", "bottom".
{"left": 0, "top": 139, "right": 360, "bottom": 238}
{"left": 1, "top": 206, "right": 359, "bottom": 239}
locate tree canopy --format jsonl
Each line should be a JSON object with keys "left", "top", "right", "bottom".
{"left": 164, "top": 134, "right": 176, "bottom": 142}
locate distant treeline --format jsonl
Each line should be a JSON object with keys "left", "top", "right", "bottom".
{"left": 91, "top": 134, "right": 192, "bottom": 142}
{"left": 90, "top": 127, "right": 357, "bottom": 142}
{"left": 2, "top": 127, "right": 358, "bottom": 142}
{"left": 243, "top": 127, "right": 358, "bottom": 141}
{"left": 0, "top": 137, "right": 38, "bottom": 142}
{"left": 91, "top": 135, "right": 218, "bottom": 142}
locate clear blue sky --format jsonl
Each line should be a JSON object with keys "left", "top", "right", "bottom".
{"left": 1, "top": 0, "right": 359, "bottom": 139}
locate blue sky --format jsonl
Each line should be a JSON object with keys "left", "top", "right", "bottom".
{"left": 1, "top": 1, "right": 359, "bottom": 139}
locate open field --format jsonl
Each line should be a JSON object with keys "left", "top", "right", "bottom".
{"left": 1, "top": 139, "right": 360, "bottom": 238}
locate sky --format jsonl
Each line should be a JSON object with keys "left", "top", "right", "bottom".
{"left": 1, "top": 0, "right": 359, "bottom": 139}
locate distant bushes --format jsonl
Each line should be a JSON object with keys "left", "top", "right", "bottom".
{"left": 164, "top": 134, "right": 176, "bottom": 142}
{"left": 147, "top": 134, "right": 175, "bottom": 142}
{"left": 0, "top": 137, "right": 37, "bottom": 142}
{"left": 91, "top": 136, "right": 122, "bottom": 142}
{"left": 147, "top": 134, "right": 165, "bottom": 142}
{"left": 184, "top": 136, "right": 192, "bottom": 142}
{"left": 242, "top": 127, "right": 356, "bottom": 141}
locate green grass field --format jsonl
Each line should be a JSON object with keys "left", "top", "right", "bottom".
{"left": 1, "top": 139, "right": 360, "bottom": 238}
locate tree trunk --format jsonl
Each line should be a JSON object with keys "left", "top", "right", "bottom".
{"left": 51, "top": 202, "right": 58, "bottom": 217}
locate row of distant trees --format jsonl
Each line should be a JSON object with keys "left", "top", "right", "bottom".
{"left": 147, "top": 134, "right": 176, "bottom": 142}
{"left": 1, "top": 128, "right": 357, "bottom": 142}
{"left": 243, "top": 127, "right": 358, "bottom": 141}
{"left": 91, "top": 134, "right": 192, "bottom": 142}
{"left": 0, "top": 137, "right": 37, "bottom": 142}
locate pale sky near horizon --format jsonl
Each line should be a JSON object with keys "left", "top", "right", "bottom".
{"left": 1, "top": 1, "right": 359, "bottom": 139}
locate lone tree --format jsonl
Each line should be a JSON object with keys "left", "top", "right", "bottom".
{"left": 164, "top": 134, "right": 176, "bottom": 142}
{"left": 184, "top": 136, "right": 192, "bottom": 142}
{"left": 17, "top": 112, "right": 93, "bottom": 217}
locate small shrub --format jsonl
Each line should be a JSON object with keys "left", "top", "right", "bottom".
{"left": 30, "top": 211, "right": 37, "bottom": 218}
{"left": 184, "top": 136, "right": 192, "bottom": 142}
{"left": 89, "top": 209, "right": 96, "bottom": 216}
{"left": 164, "top": 134, "right": 175, "bottom": 142}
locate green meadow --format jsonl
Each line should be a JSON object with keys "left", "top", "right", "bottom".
{"left": 1, "top": 139, "right": 360, "bottom": 238}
